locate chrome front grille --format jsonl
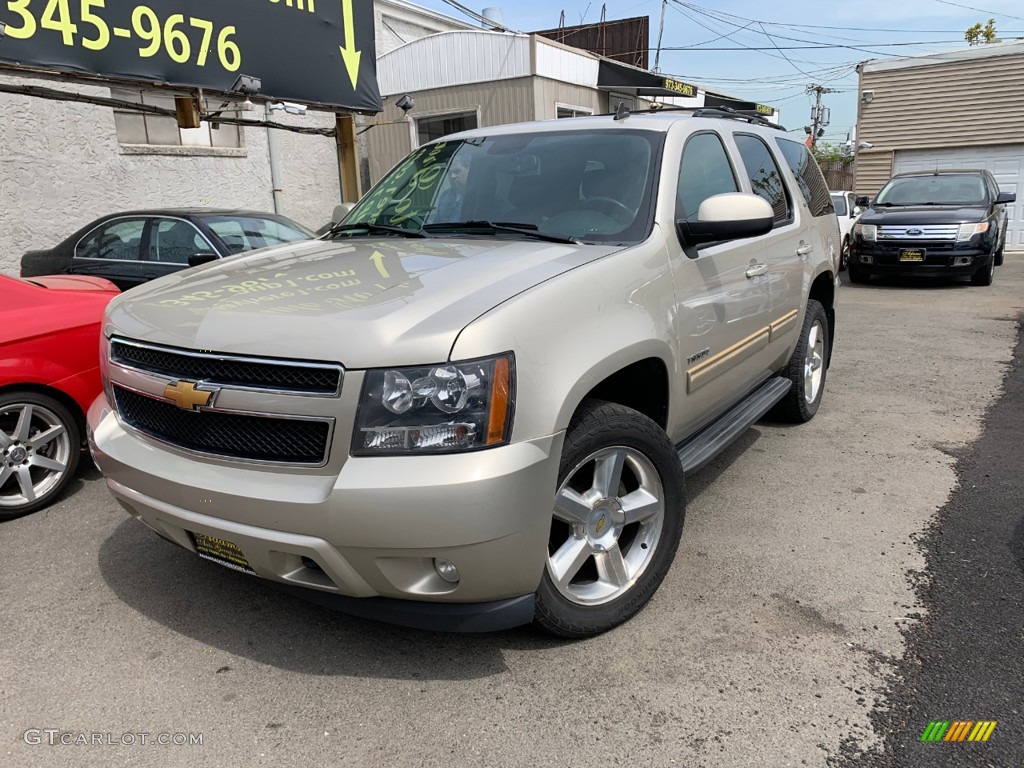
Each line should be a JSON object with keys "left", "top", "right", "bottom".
{"left": 877, "top": 225, "right": 959, "bottom": 241}
{"left": 113, "top": 386, "right": 333, "bottom": 466}
{"left": 110, "top": 338, "right": 343, "bottom": 395}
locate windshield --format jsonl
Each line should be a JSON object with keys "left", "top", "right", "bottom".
{"left": 875, "top": 175, "right": 988, "bottom": 206}
{"left": 340, "top": 130, "right": 664, "bottom": 244}
{"left": 830, "top": 193, "right": 847, "bottom": 216}
{"left": 203, "top": 216, "right": 315, "bottom": 254}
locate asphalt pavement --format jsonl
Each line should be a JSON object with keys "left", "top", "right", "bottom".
{"left": 834, "top": 301, "right": 1024, "bottom": 768}
{"left": 2, "top": 260, "right": 1024, "bottom": 768}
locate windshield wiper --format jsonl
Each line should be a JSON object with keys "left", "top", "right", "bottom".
{"left": 327, "top": 223, "right": 430, "bottom": 239}
{"left": 423, "top": 221, "right": 581, "bottom": 245}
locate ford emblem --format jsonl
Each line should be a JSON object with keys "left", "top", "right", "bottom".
{"left": 907, "top": 228, "right": 923, "bottom": 236}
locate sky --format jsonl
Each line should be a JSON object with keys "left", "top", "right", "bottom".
{"left": 406, "top": 0, "right": 1024, "bottom": 146}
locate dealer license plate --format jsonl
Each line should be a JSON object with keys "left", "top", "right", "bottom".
{"left": 899, "top": 249, "right": 925, "bottom": 262}
{"left": 190, "top": 532, "right": 256, "bottom": 575}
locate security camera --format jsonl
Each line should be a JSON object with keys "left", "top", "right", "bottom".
{"left": 861, "top": 90, "right": 875, "bottom": 104}
{"left": 269, "top": 102, "right": 307, "bottom": 116}
{"left": 858, "top": 141, "right": 874, "bottom": 150}
{"left": 395, "top": 94, "right": 415, "bottom": 114}
{"left": 230, "top": 74, "right": 262, "bottom": 96}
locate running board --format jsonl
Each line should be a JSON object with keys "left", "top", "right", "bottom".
{"left": 676, "top": 377, "right": 792, "bottom": 475}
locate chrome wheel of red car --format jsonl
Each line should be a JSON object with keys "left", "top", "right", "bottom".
{"left": 0, "top": 393, "right": 81, "bottom": 520}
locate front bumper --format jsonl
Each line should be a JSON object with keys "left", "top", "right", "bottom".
{"left": 88, "top": 394, "right": 564, "bottom": 631}
{"left": 850, "top": 241, "right": 991, "bottom": 277}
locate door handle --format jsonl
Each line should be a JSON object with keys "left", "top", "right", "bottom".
{"left": 745, "top": 264, "right": 769, "bottom": 278}
{"left": 796, "top": 244, "right": 813, "bottom": 256}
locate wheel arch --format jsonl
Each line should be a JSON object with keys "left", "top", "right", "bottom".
{"left": 808, "top": 270, "right": 836, "bottom": 366}
{"left": 0, "top": 384, "right": 87, "bottom": 446}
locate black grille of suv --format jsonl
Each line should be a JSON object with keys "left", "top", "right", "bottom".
{"left": 110, "top": 339, "right": 342, "bottom": 395}
{"left": 113, "top": 387, "right": 332, "bottom": 465}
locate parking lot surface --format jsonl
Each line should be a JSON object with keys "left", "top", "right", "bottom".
{"left": 3, "top": 261, "right": 1024, "bottom": 768}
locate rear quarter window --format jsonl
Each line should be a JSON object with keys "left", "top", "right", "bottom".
{"left": 775, "top": 139, "right": 834, "bottom": 218}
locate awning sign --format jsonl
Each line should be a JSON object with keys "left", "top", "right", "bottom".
{"left": 0, "top": 0, "right": 381, "bottom": 112}
{"left": 662, "top": 78, "right": 696, "bottom": 97}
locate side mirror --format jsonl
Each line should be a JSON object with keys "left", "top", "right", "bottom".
{"left": 187, "top": 252, "right": 218, "bottom": 268}
{"left": 677, "top": 193, "right": 774, "bottom": 247}
{"left": 852, "top": 206, "right": 862, "bottom": 217}
{"left": 855, "top": 196, "right": 870, "bottom": 208}
{"left": 996, "top": 192, "right": 1016, "bottom": 204}
{"left": 332, "top": 203, "right": 355, "bottom": 224}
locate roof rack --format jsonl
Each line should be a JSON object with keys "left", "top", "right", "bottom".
{"left": 600, "top": 104, "right": 787, "bottom": 132}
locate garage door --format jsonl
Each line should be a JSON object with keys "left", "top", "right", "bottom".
{"left": 894, "top": 145, "right": 1024, "bottom": 251}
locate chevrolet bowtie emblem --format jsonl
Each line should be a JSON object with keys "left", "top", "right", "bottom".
{"left": 163, "top": 381, "right": 216, "bottom": 411}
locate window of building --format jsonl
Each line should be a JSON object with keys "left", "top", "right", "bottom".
{"left": 776, "top": 138, "right": 834, "bottom": 217}
{"left": 676, "top": 132, "right": 739, "bottom": 221}
{"left": 734, "top": 134, "right": 792, "bottom": 224}
{"left": 415, "top": 112, "right": 478, "bottom": 146}
{"left": 111, "top": 88, "right": 241, "bottom": 149}
{"left": 556, "top": 104, "right": 593, "bottom": 119}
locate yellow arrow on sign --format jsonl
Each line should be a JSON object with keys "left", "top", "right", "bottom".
{"left": 370, "top": 250, "right": 390, "bottom": 279}
{"left": 339, "top": 0, "right": 361, "bottom": 90}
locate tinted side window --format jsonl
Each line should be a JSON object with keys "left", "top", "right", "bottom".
{"left": 676, "top": 132, "right": 739, "bottom": 220}
{"left": 775, "top": 138, "right": 834, "bottom": 217}
{"left": 150, "top": 219, "right": 210, "bottom": 264}
{"left": 735, "top": 135, "right": 791, "bottom": 224}
{"left": 77, "top": 219, "right": 147, "bottom": 261}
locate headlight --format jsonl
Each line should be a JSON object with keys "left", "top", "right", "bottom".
{"left": 957, "top": 221, "right": 989, "bottom": 241}
{"left": 353, "top": 354, "right": 515, "bottom": 455}
{"left": 853, "top": 222, "right": 876, "bottom": 242}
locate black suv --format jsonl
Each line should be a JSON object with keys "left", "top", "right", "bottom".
{"left": 848, "top": 169, "right": 1015, "bottom": 286}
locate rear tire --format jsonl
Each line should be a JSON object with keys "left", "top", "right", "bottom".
{"left": 534, "top": 400, "right": 685, "bottom": 638}
{"left": 771, "top": 300, "right": 829, "bottom": 424}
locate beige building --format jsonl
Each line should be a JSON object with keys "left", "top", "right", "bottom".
{"left": 363, "top": 30, "right": 775, "bottom": 184}
{"left": 855, "top": 40, "right": 1024, "bottom": 250}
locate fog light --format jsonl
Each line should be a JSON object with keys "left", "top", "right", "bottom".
{"left": 433, "top": 558, "right": 460, "bottom": 584}
{"left": 860, "top": 253, "right": 874, "bottom": 264}
{"left": 953, "top": 256, "right": 974, "bottom": 266}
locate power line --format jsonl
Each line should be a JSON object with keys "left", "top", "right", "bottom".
{"left": 931, "top": 0, "right": 1024, "bottom": 23}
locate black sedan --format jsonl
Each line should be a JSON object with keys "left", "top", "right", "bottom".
{"left": 21, "top": 209, "right": 316, "bottom": 291}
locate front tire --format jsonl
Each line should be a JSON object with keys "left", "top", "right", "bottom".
{"left": 971, "top": 255, "right": 995, "bottom": 286}
{"left": 847, "top": 260, "right": 869, "bottom": 284}
{"left": 840, "top": 236, "right": 850, "bottom": 271}
{"left": 0, "top": 392, "right": 81, "bottom": 520}
{"left": 534, "top": 400, "right": 685, "bottom": 638}
{"left": 771, "top": 300, "right": 829, "bottom": 424}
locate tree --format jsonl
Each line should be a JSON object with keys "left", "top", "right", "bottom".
{"left": 965, "top": 18, "right": 1000, "bottom": 45}
{"left": 810, "top": 142, "right": 851, "bottom": 165}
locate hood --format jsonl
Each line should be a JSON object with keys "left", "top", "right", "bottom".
{"left": 105, "top": 237, "right": 621, "bottom": 368}
{"left": 860, "top": 205, "right": 988, "bottom": 225}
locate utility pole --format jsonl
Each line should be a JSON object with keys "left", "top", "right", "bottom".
{"left": 806, "top": 84, "right": 835, "bottom": 147}
{"left": 654, "top": 0, "right": 668, "bottom": 72}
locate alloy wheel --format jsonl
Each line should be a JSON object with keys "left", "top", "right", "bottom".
{"left": 547, "top": 446, "right": 665, "bottom": 606}
{"left": 0, "top": 403, "right": 72, "bottom": 510}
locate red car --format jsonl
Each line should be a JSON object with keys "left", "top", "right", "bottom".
{"left": 1, "top": 274, "right": 120, "bottom": 519}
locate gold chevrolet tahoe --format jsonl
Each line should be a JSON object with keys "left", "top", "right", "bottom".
{"left": 88, "top": 109, "right": 840, "bottom": 637}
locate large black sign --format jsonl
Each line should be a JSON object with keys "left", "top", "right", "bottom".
{"left": 0, "top": 0, "right": 381, "bottom": 112}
